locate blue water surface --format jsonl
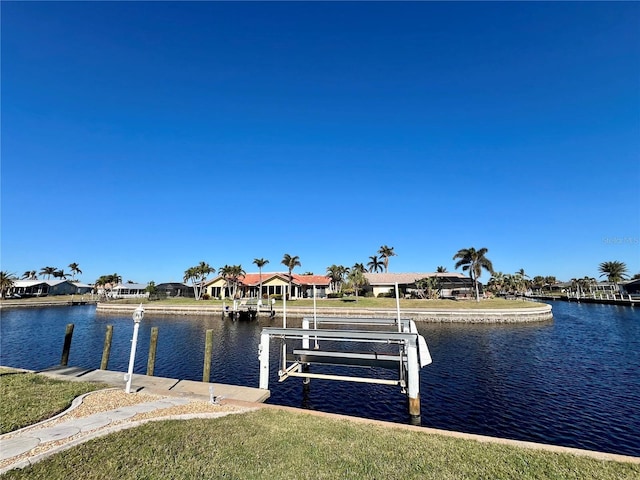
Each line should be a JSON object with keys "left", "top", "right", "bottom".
{"left": 1, "top": 301, "right": 638, "bottom": 456}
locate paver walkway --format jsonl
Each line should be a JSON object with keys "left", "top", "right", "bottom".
{"left": 0, "top": 394, "right": 193, "bottom": 473}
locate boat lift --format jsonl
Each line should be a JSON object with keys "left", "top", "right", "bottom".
{"left": 257, "top": 284, "right": 432, "bottom": 418}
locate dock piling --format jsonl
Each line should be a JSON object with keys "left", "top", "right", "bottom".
{"left": 100, "top": 325, "right": 113, "bottom": 370}
{"left": 60, "top": 323, "right": 74, "bottom": 366}
{"left": 203, "top": 329, "right": 214, "bottom": 383}
{"left": 147, "top": 327, "right": 159, "bottom": 376}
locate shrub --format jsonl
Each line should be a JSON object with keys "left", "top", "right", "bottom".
{"left": 327, "top": 293, "right": 343, "bottom": 299}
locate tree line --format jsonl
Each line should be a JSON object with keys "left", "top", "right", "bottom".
{"left": 1, "top": 254, "right": 636, "bottom": 301}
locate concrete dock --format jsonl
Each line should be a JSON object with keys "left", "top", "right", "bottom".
{"left": 38, "top": 365, "right": 270, "bottom": 403}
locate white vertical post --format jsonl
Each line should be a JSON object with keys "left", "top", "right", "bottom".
{"left": 407, "top": 336, "right": 421, "bottom": 417}
{"left": 302, "top": 318, "right": 310, "bottom": 349}
{"left": 313, "top": 284, "right": 318, "bottom": 349}
{"left": 125, "top": 322, "right": 140, "bottom": 394}
{"left": 283, "top": 286, "right": 287, "bottom": 329}
{"left": 395, "top": 282, "right": 401, "bottom": 332}
{"left": 125, "top": 304, "right": 144, "bottom": 394}
{"left": 258, "top": 331, "right": 270, "bottom": 390}
{"left": 282, "top": 286, "right": 288, "bottom": 372}
{"left": 313, "top": 285, "right": 317, "bottom": 329}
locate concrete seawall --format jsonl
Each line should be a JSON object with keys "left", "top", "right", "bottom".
{"left": 96, "top": 302, "right": 553, "bottom": 323}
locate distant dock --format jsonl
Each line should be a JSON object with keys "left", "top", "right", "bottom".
{"left": 0, "top": 299, "right": 98, "bottom": 309}
{"left": 530, "top": 295, "right": 638, "bottom": 307}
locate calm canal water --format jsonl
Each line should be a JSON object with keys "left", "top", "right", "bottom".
{"left": 1, "top": 301, "right": 638, "bottom": 456}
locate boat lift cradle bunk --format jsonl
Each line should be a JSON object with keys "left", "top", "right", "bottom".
{"left": 257, "top": 283, "right": 432, "bottom": 418}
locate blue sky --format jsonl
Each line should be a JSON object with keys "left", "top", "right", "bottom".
{"left": 2, "top": 2, "right": 639, "bottom": 284}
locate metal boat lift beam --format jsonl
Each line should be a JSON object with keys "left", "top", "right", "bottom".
{"left": 302, "top": 316, "right": 414, "bottom": 328}
{"left": 262, "top": 327, "right": 420, "bottom": 343}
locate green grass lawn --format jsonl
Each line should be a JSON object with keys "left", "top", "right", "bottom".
{"left": 108, "top": 296, "right": 543, "bottom": 310}
{"left": 0, "top": 369, "right": 105, "bottom": 434}
{"left": 3, "top": 409, "right": 638, "bottom": 480}
{"left": 1, "top": 372, "right": 637, "bottom": 479}
{"left": 1, "top": 294, "right": 544, "bottom": 310}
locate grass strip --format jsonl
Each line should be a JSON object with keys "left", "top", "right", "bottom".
{"left": 110, "top": 297, "right": 543, "bottom": 309}
{"left": 0, "top": 369, "right": 104, "bottom": 434}
{"left": 3, "top": 409, "right": 638, "bottom": 479}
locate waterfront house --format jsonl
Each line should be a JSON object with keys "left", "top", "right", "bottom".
{"left": 620, "top": 279, "right": 640, "bottom": 296}
{"left": 363, "top": 272, "right": 476, "bottom": 299}
{"left": 73, "top": 282, "right": 93, "bottom": 294}
{"left": 110, "top": 283, "right": 149, "bottom": 299}
{"left": 9, "top": 279, "right": 89, "bottom": 297}
{"left": 205, "top": 273, "right": 332, "bottom": 300}
{"left": 155, "top": 282, "right": 195, "bottom": 298}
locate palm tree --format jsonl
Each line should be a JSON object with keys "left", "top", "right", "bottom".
{"left": 0, "top": 271, "right": 17, "bottom": 299}
{"left": 436, "top": 266, "right": 448, "bottom": 273}
{"left": 453, "top": 247, "right": 494, "bottom": 302}
{"left": 416, "top": 277, "right": 440, "bottom": 299}
{"left": 326, "top": 265, "right": 340, "bottom": 292}
{"left": 281, "top": 254, "right": 301, "bottom": 299}
{"left": 68, "top": 263, "right": 82, "bottom": 281}
{"left": 352, "top": 263, "right": 366, "bottom": 273}
{"left": 366, "top": 255, "right": 384, "bottom": 273}
{"left": 378, "top": 245, "right": 396, "bottom": 273}
{"left": 253, "top": 258, "right": 269, "bottom": 299}
{"left": 532, "top": 276, "right": 546, "bottom": 293}
{"left": 184, "top": 261, "right": 215, "bottom": 300}
{"left": 95, "top": 274, "right": 118, "bottom": 300}
{"left": 347, "top": 268, "right": 368, "bottom": 301}
{"left": 53, "top": 269, "right": 68, "bottom": 280}
{"left": 515, "top": 269, "right": 531, "bottom": 295}
{"left": 487, "top": 271, "right": 506, "bottom": 295}
{"left": 39, "top": 266, "right": 56, "bottom": 280}
{"left": 21, "top": 270, "right": 37, "bottom": 280}
{"left": 217, "top": 265, "right": 230, "bottom": 299}
{"left": 598, "top": 261, "right": 628, "bottom": 285}
{"left": 218, "top": 265, "right": 245, "bottom": 299}
{"left": 543, "top": 276, "right": 557, "bottom": 292}
{"left": 326, "top": 265, "right": 348, "bottom": 293}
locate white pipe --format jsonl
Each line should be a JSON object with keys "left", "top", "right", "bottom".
{"left": 283, "top": 286, "right": 287, "bottom": 329}
{"left": 258, "top": 332, "right": 270, "bottom": 390}
{"left": 313, "top": 284, "right": 318, "bottom": 349}
{"left": 125, "top": 322, "right": 140, "bottom": 393}
{"left": 287, "top": 371, "right": 400, "bottom": 386}
{"left": 395, "top": 282, "right": 401, "bottom": 332}
{"left": 302, "top": 318, "right": 310, "bottom": 349}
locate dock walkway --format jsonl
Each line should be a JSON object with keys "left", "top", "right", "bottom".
{"left": 38, "top": 365, "right": 270, "bottom": 403}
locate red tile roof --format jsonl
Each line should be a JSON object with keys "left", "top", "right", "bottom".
{"left": 208, "top": 272, "right": 330, "bottom": 287}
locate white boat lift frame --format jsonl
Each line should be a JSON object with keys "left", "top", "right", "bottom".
{"left": 258, "top": 326, "right": 430, "bottom": 417}
{"left": 257, "top": 283, "right": 432, "bottom": 417}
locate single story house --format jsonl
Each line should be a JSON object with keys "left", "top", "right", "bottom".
{"left": 363, "top": 272, "right": 476, "bottom": 298}
{"left": 74, "top": 282, "right": 93, "bottom": 294}
{"left": 9, "top": 280, "right": 88, "bottom": 297}
{"left": 155, "top": 282, "right": 195, "bottom": 298}
{"left": 205, "top": 273, "right": 332, "bottom": 300}
{"left": 620, "top": 279, "right": 640, "bottom": 296}
{"left": 110, "top": 283, "right": 149, "bottom": 299}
